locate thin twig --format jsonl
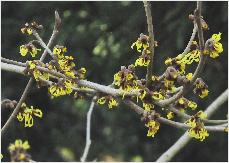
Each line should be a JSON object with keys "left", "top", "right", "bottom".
{"left": 156, "top": 88, "right": 228, "bottom": 162}
{"left": 1, "top": 11, "right": 61, "bottom": 136}
{"left": 166, "top": 105, "right": 228, "bottom": 124}
{"left": 180, "top": 24, "right": 198, "bottom": 57}
{"left": 80, "top": 96, "right": 97, "bottom": 162}
{"left": 143, "top": 1, "right": 155, "bottom": 87}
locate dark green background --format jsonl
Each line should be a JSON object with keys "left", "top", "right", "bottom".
{"left": 1, "top": 1, "right": 228, "bottom": 162}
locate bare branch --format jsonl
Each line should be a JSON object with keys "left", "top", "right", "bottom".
{"left": 143, "top": 1, "right": 155, "bottom": 87}
{"left": 156, "top": 88, "right": 228, "bottom": 162}
{"left": 81, "top": 96, "right": 97, "bottom": 162}
{"left": 1, "top": 57, "right": 26, "bottom": 67}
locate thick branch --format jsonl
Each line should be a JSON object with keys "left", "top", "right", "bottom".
{"left": 143, "top": 1, "right": 155, "bottom": 87}
{"left": 1, "top": 62, "right": 139, "bottom": 97}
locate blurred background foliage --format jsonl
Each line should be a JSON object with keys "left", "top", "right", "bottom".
{"left": 1, "top": 1, "right": 228, "bottom": 162}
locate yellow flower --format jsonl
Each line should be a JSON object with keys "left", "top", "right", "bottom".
{"left": 97, "top": 97, "right": 106, "bottom": 105}
{"left": 145, "top": 120, "right": 160, "bottom": 137}
{"left": 28, "top": 61, "right": 49, "bottom": 81}
{"left": 199, "top": 89, "right": 209, "bottom": 98}
{"left": 188, "top": 101, "right": 197, "bottom": 110}
{"left": 178, "top": 98, "right": 185, "bottom": 105}
{"left": 188, "top": 127, "right": 209, "bottom": 141}
{"left": 126, "top": 73, "right": 133, "bottom": 81}
{"left": 8, "top": 139, "right": 31, "bottom": 161}
{"left": 131, "top": 34, "right": 149, "bottom": 52}
{"left": 8, "top": 139, "right": 30, "bottom": 152}
{"left": 53, "top": 46, "right": 67, "bottom": 59}
{"left": 205, "top": 32, "right": 223, "bottom": 58}
{"left": 167, "top": 111, "right": 174, "bottom": 120}
{"left": 185, "top": 111, "right": 209, "bottom": 141}
{"left": 164, "top": 79, "right": 174, "bottom": 88}
{"left": 151, "top": 75, "right": 160, "bottom": 81}
{"left": 21, "top": 27, "right": 33, "bottom": 35}
{"left": 196, "top": 111, "right": 207, "bottom": 119}
{"left": 186, "top": 73, "right": 193, "bottom": 81}
{"left": 143, "top": 103, "right": 154, "bottom": 111}
{"left": 186, "top": 117, "right": 197, "bottom": 128}
{"left": 19, "top": 45, "right": 29, "bottom": 56}
{"left": 165, "top": 57, "right": 172, "bottom": 65}
{"left": 108, "top": 98, "right": 118, "bottom": 109}
{"left": 48, "top": 80, "right": 74, "bottom": 98}
{"left": 211, "top": 32, "right": 222, "bottom": 42}
{"left": 152, "top": 92, "right": 164, "bottom": 100}
{"left": 16, "top": 103, "right": 43, "bottom": 127}
{"left": 135, "top": 57, "right": 150, "bottom": 67}
{"left": 30, "top": 47, "right": 41, "bottom": 57}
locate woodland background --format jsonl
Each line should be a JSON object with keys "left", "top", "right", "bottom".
{"left": 1, "top": 1, "right": 228, "bottom": 161}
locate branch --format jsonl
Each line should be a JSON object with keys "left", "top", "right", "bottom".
{"left": 156, "top": 1, "right": 207, "bottom": 107}
{"left": 124, "top": 99, "right": 226, "bottom": 132}
{"left": 1, "top": 62, "right": 139, "bottom": 97}
{"left": 80, "top": 96, "right": 97, "bottom": 162}
{"left": 1, "top": 57, "right": 26, "bottom": 67}
{"left": 2, "top": 61, "right": 228, "bottom": 126}
{"left": 1, "top": 11, "right": 61, "bottom": 136}
{"left": 166, "top": 105, "right": 228, "bottom": 125}
{"left": 143, "top": 1, "right": 155, "bottom": 87}
{"left": 156, "top": 88, "right": 228, "bottom": 162}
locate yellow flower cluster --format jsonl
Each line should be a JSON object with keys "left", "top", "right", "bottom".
{"left": 174, "top": 97, "right": 197, "bottom": 112}
{"left": 113, "top": 65, "right": 139, "bottom": 92}
{"left": 166, "top": 111, "right": 174, "bottom": 120}
{"left": 21, "top": 21, "right": 42, "bottom": 35}
{"left": 135, "top": 49, "right": 151, "bottom": 67}
{"left": 186, "top": 111, "right": 209, "bottom": 141}
{"left": 145, "top": 120, "right": 160, "bottom": 137}
{"left": 131, "top": 33, "right": 149, "bottom": 52}
{"left": 97, "top": 96, "right": 118, "bottom": 109}
{"left": 48, "top": 79, "right": 76, "bottom": 98}
{"left": 143, "top": 102, "right": 154, "bottom": 111}
{"left": 131, "top": 34, "right": 156, "bottom": 67}
{"left": 46, "top": 46, "right": 87, "bottom": 98}
{"left": 8, "top": 139, "right": 31, "bottom": 162}
{"left": 27, "top": 61, "right": 49, "bottom": 81}
{"left": 19, "top": 44, "right": 41, "bottom": 58}
{"left": 165, "top": 49, "right": 200, "bottom": 75}
{"left": 17, "top": 103, "right": 43, "bottom": 127}
{"left": 193, "top": 78, "right": 209, "bottom": 98}
{"left": 204, "top": 32, "right": 223, "bottom": 58}
{"left": 8, "top": 139, "right": 30, "bottom": 152}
